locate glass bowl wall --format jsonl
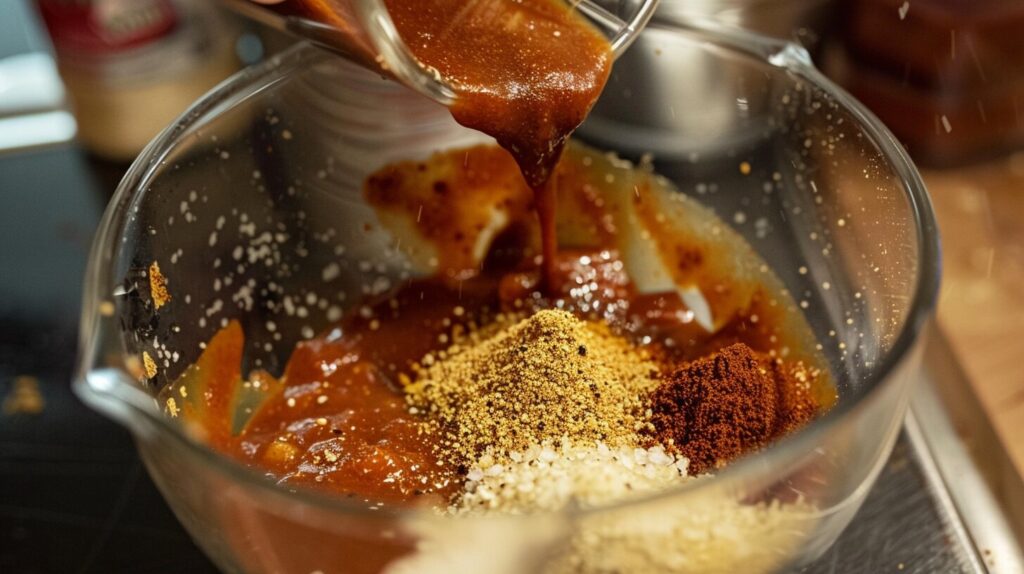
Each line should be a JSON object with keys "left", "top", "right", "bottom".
{"left": 76, "top": 20, "right": 939, "bottom": 574}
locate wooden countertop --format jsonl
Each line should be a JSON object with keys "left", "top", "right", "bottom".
{"left": 924, "top": 154, "right": 1024, "bottom": 479}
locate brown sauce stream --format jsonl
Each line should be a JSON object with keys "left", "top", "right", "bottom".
{"left": 287, "top": 0, "right": 612, "bottom": 289}
{"left": 535, "top": 179, "right": 560, "bottom": 286}
{"left": 386, "top": 0, "right": 613, "bottom": 286}
{"left": 384, "top": 0, "right": 612, "bottom": 186}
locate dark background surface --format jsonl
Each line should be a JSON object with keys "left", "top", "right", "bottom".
{"left": 0, "top": 148, "right": 221, "bottom": 573}
{"left": 0, "top": 3, "right": 218, "bottom": 571}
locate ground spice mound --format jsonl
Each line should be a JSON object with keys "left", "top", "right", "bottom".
{"left": 406, "top": 309, "right": 660, "bottom": 468}
{"left": 762, "top": 353, "right": 823, "bottom": 436}
{"left": 648, "top": 343, "right": 821, "bottom": 475}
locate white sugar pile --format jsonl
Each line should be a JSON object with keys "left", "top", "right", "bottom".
{"left": 390, "top": 440, "right": 818, "bottom": 574}
{"left": 453, "top": 441, "right": 690, "bottom": 513}
{"left": 422, "top": 439, "right": 819, "bottom": 574}
{"left": 546, "top": 495, "right": 817, "bottom": 574}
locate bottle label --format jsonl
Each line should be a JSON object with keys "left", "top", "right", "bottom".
{"left": 37, "top": 0, "right": 179, "bottom": 55}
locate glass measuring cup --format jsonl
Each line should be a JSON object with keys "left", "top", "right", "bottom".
{"left": 74, "top": 17, "right": 939, "bottom": 574}
{"left": 224, "top": 0, "right": 660, "bottom": 105}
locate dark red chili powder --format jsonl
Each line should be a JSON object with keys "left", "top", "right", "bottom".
{"left": 647, "top": 343, "right": 821, "bottom": 475}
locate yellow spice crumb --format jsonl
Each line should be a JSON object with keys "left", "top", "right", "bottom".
{"left": 2, "top": 376, "right": 45, "bottom": 415}
{"left": 263, "top": 441, "right": 298, "bottom": 464}
{"left": 149, "top": 261, "right": 171, "bottom": 309}
{"left": 143, "top": 352, "right": 158, "bottom": 379}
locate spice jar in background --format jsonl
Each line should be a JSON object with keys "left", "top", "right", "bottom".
{"left": 36, "top": 0, "right": 241, "bottom": 161}
{"left": 828, "top": 0, "right": 1024, "bottom": 166}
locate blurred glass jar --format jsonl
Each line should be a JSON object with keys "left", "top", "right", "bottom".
{"left": 36, "top": 0, "right": 241, "bottom": 161}
{"left": 830, "top": 0, "right": 1024, "bottom": 166}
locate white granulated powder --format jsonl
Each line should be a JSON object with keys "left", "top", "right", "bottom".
{"left": 546, "top": 494, "right": 817, "bottom": 574}
{"left": 388, "top": 440, "right": 820, "bottom": 574}
{"left": 453, "top": 441, "right": 690, "bottom": 513}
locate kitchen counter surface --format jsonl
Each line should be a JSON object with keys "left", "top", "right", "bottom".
{"left": 925, "top": 157, "right": 1024, "bottom": 482}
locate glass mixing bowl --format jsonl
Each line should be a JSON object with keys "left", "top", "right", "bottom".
{"left": 75, "top": 18, "right": 939, "bottom": 574}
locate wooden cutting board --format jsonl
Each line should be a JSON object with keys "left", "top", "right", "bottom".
{"left": 924, "top": 154, "right": 1024, "bottom": 480}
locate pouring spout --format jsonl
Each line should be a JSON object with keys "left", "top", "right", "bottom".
{"left": 74, "top": 368, "right": 162, "bottom": 438}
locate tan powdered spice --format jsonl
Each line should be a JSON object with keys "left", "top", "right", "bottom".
{"left": 149, "top": 261, "right": 170, "bottom": 309}
{"left": 405, "top": 309, "right": 660, "bottom": 467}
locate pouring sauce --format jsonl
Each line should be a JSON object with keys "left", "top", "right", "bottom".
{"left": 284, "top": 0, "right": 613, "bottom": 287}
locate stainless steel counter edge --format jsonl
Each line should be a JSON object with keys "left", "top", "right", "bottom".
{"left": 908, "top": 328, "right": 1024, "bottom": 574}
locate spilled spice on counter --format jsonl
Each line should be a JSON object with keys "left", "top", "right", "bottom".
{"left": 2, "top": 376, "right": 45, "bottom": 416}
{"left": 647, "top": 343, "right": 822, "bottom": 475}
{"left": 405, "top": 309, "right": 661, "bottom": 468}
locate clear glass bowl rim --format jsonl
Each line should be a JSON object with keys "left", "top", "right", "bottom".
{"left": 74, "top": 17, "right": 941, "bottom": 520}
